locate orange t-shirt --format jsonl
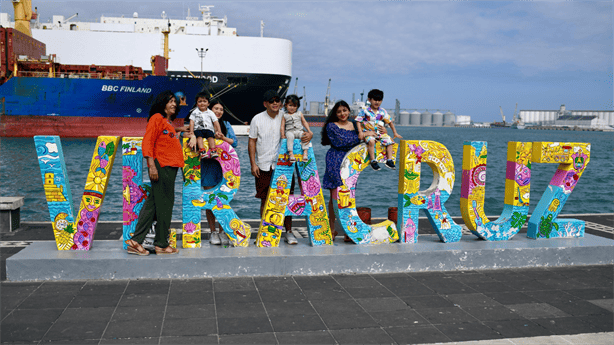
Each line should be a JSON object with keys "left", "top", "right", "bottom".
{"left": 142, "top": 113, "right": 184, "bottom": 168}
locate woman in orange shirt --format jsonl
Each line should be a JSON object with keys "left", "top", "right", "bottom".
{"left": 125, "top": 91, "right": 184, "bottom": 255}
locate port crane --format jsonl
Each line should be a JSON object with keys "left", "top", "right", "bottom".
{"left": 324, "top": 78, "right": 331, "bottom": 115}
{"left": 302, "top": 86, "right": 307, "bottom": 113}
{"left": 499, "top": 106, "right": 506, "bottom": 124}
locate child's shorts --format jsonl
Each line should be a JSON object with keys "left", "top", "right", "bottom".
{"left": 194, "top": 129, "right": 215, "bottom": 139}
{"left": 365, "top": 133, "right": 394, "bottom": 146}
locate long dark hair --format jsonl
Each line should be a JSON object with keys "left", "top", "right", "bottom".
{"left": 321, "top": 100, "right": 352, "bottom": 146}
{"left": 148, "top": 90, "right": 177, "bottom": 122}
{"left": 209, "top": 99, "right": 227, "bottom": 135}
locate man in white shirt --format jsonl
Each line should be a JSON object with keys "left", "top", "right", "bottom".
{"left": 249, "top": 90, "right": 313, "bottom": 244}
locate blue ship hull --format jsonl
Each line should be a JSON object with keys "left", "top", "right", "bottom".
{"left": 0, "top": 73, "right": 290, "bottom": 137}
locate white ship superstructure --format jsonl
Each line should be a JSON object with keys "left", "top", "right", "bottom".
{"left": 11, "top": 6, "right": 292, "bottom": 77}
{"left": 0, "top": 5, "right": 292, "bottom": 123}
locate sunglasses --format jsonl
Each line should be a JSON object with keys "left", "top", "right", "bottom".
{"left": 268, "top": 98, "right": 282, "bottom": 103}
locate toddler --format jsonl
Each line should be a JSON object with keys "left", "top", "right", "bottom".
{"left": 355, "top": 89, "right": 402, "bottom": 170}
{"left": 188, "top": 92, "right": 222, "bottom": 159}
{"left": 280, "top": 94, "right": 312, "bottom": 162}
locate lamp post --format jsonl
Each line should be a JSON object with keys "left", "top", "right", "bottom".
{"left": 195, "top": 48, "right": 208, "bottom": 78}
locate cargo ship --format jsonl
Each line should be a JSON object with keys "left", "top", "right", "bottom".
{"left": 0, "top": 1, "right": 292, "bottom": 137}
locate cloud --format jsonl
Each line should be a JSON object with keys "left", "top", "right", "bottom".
{"left": 46, "top": 143, "right": 58, "bottom": 153}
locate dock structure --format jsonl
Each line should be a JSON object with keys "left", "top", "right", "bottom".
{"left": 3, "top": 214, "right": 613, "bottom": 282}
{"left": 1, "top": 214, "right": 612, "bottom": 344}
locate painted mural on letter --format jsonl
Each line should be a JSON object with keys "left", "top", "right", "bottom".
{"left": 35, "top": 135, "right": 119, "bottom": 250}
{"left": 257, "top": 139, "right": 333, "bottom": 247}
{"left": 335, "top": 141, "right": 399, "bottom": 244}
{"left": 397, "top": 140, "right": 462, "bottom": 243}
{"left": 528, "top": 142, "right": 590, "bottom": 239}
{"left": 182, "top": 138, "right": 250, "bottom": 248}
{"left": 460, "top": 141, "right": 532, "bottom": 241}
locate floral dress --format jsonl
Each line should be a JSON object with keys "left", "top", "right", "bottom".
{"left": 323, "top": 122, "right": 361, "bottom": 189}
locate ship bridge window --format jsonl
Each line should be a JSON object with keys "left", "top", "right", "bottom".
{"left": 70, "top": 24, "right": 77, "bottom": 30}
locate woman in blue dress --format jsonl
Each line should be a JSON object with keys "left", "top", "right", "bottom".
{"left": 203, "top": 99, "right": 238, "bottom": 245}
{"left": 321, "top": 101, "right": 378, "bottom": 240}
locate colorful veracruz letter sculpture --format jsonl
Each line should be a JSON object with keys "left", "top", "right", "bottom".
{"left": 182, "top": 139, "right": 251, "bottom": 247}
{"left": 336, "top": 142, "right": 399, "bottom": 244}
{"left": 397, "top": 140, "right": 462, "bottom": 243}
{"left": 460, "top": 141, "right": 532, "bottom": 241}
{"left": 121, "top": 138, "right": 177, "bottom": 249}
{"left": 121, "top": 138, "right": 150, "bottom": 249}
{"left": 528, "top": 142, "right": 590, "bottom": 239}
{"left": 257, "top": 139, "right": 333, "bottom": 247}
{"left": 35, "top": 135, "right": 119, "bottom": 250}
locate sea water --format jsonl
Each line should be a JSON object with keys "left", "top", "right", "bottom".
{"left": 1, "top": 127, "right": 612, "bottom": 222}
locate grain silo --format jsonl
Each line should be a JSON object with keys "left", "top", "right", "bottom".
{"left": 443, "top": 111, "right": 455, "bottom": 126}
{"left": 421, "top": 110, "right": 432, "bottom": 126}
{"left": 609, "top": 113, "right": 614, "bottom": 126}
{"left": 432, "top": 111, "right": 443, "bottom": 127}
{"left": 537, "top": 111, "right": 546, "bottom": 125}
{"left": 410, "top": 111, "right": 421, "bottom": 126}
{"left": 399, "top": 111, "right": 410, "bottom": 126}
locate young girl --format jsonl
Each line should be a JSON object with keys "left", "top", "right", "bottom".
{"left": 189, "top": 92, "right": 222, "bottom": 159}
{"left": 280, "top": 94, "right": 312, "bottom": 162}
{"left": 204, "top": 99, "right": 238, "bottom": 246}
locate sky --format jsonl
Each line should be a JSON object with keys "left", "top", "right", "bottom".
{"left": 3, "top": 0, "right": 612, "bottom": 122}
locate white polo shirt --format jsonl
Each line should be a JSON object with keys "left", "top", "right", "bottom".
{"left": 249, "top": 110, "right": 282, "bottom": 171}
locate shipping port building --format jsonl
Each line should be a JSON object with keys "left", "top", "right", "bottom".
{"left": 519, "top": 105, "right": 614, "bottom": 129}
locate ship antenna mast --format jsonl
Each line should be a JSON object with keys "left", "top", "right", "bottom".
{"left": 260, "top": 20, "right": 265, "bottom": 37}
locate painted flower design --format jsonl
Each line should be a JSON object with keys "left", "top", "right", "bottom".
{"left": 303, "top": 176, "right": 320, "bottom": 197}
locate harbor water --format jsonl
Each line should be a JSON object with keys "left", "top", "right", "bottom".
{"left": 1, "top": 127, "right": 612, "bottom": 222}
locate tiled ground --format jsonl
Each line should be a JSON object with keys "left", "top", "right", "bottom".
{"left": 1, "top": 265, "right": 612, "bottom": 344}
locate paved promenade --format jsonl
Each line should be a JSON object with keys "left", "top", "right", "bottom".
{"left": 1, "top": 214, "right": 612, "bottom": 344}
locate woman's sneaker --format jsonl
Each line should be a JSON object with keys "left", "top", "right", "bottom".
{"left": 220, "top": 233, "right": 230, "bottom": 246}
{"left": 385, "top": 160, "right": 396, "bottom": 169}
{"left": 210, "top": 149, "right": 219, "bottom": 159}
{"left": 370, "top": 160, "right": 381, "bottom": 171}
{"left": 210, "top": 232, "right": 221, "bottom": 245}
{"left": 284, "top": 232, "right": 298, "bottom": 245}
